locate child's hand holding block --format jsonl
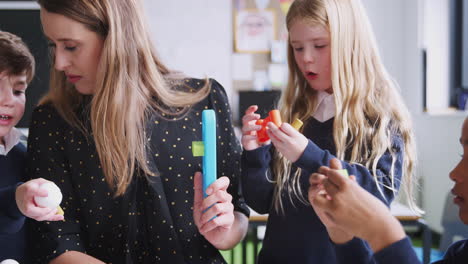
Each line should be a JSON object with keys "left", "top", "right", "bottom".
{"left": 256, "top": 110, "right": 282, "bottom": 143}
{"left": 34, "top": 182, "right": 64, "bottom": 215}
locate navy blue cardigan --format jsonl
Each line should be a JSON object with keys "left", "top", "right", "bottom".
{"left": 0, "top": 143, "right": 27, "bottom": 262}
{"left": 241, "top": 117, "right": 404, "bottom": 264}
{"left": 363, "top": 236, "right": 468, "bottom": 264}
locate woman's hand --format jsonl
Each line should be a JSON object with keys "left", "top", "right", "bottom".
{"left": 241, "top": 105, "right": 265, "bottom": 151}
{"left": 266, "top": 122, "right": 308, "bottom": 162}
{"left": 15, "top": 178, "right": 64, "bottom": 221}
{"left": 193, "top": 172, "right": 236, "bottom": 247}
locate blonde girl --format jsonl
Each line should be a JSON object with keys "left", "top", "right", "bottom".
{"left": 240, "top": 0, "right": 417, "bottom": 263}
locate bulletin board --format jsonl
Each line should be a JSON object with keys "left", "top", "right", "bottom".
{"left": 232, "top": 0, "right": 291, "bottom": 91}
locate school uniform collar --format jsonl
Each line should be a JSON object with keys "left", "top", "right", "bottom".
{"left": 312, "top": 91, "right": 335, "bottom": 123}
{"left": 0, "top": 127, "right": 22, "bottom": 156}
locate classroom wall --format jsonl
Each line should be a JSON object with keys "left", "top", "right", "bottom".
{"left": 144, "top": 0, "right": 465, "bottom": 233}
{"left": 143, "top": 0, "right": 234, "bottom": 105}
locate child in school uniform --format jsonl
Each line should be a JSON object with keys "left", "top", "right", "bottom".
{"left": 240, "top": 0, "right": 418, "bottom": 263}
{"left": 310, "top": 117, "right": 468, "bottom": 264}
{"left": 0, "top": 30, "right": 64, "bottom": 263}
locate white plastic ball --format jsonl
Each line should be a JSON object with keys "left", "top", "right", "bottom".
{"left": 0, "top": 259, "right": 20, "bottom": 264}
{"left": 34, "top": 182, "right": 62, "bottom": 209}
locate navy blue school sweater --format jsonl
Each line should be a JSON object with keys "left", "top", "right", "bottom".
{"left": 241, "top": 117, "right": 404, "bottom": 264}
{"left": 361, "top": 236, "right": 468, "bottom": 264}
{"left": 0, "top": 143, "right": 27, "bottom": 262}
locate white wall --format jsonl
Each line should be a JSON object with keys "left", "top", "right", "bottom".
{"left": 361, "top": 0, "right": 405, "bottom": 91}
{"left": 363, "top": 0, "right": 466, "bottom": 233}
{"left": 143, "top": 0, "right": 466, "bottom": 233}
{"left": 143, "top": 0, "right": 233, "bottom": 104}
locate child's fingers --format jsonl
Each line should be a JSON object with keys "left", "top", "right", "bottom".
{"left": 310, "top": 189, "right": 332, "bottom": 210}
{"left": 265, "top": 128, "right": 281, "bottom": 143}
{"left": 322, "top": 178, "right": 340, "bottom": 197}
{"left": 277, "top": 122, "right": 298, "bottom": 136}
{"left": 326, "top": 169, "right": 349, "bottom": 188}
{"left": 241, "top": 135, "right": 258, "bottom": 142}
{"left": 241, "top": 113, "right": 260, "bottom": 125}
{"left": 318, "top": 166, "right": 330, "bottom": 175}
{"left": 35, "top": 208, "right": 58, "bottom": 221}
{"left": 23, "top": 207, "right": 46, "bottom": 219}
{"left": 35, "top": 178, "right": 51, "bottom": 184}
{"left": 309, "top": 172, "right": 326, "bottom": 186}
{"left": 241, "top": 123, "right": 262, "bottom": 135}
{"left": 329, "top": 158, "right": 343, "bottom": 170}
{"left": 30, "top": 186, "right": 48, "bottom": 197}
{"left": 244, "top": 105, "right": 258, "bottom": 115}
{"left": 266, "top": 122, "right": 287, "bottom": 143}
{"left": 47, "top": 214, "right": 65, "bottom": 221}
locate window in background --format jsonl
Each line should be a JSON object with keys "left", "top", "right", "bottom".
{"left": 449, "top": 0, "right": 468, "bottom": 110}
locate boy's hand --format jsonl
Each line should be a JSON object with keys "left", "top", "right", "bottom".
{"left": 310, "top": 158, "right": 406, "bottom": 252}
{"left": 308, "top": 159, "right": 353, "bottom": 243}
{"left": 15, "top": 178, "right": 64, "bottom": 221}
{"left": 266, "top": 122, "right": 308, "bottom": 162}
{"left": 241, "top": 105, "right": 265, "bottom": 151}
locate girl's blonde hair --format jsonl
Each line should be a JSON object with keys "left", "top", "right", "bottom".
{"left": 37, "top": 0, "right": 210, "bottom": 196}
{"left": 274, "top": 0, "right": 418, "bottom": 212}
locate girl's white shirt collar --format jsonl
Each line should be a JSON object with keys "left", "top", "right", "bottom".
{"left": 312, "top": 91, "right": 335, "bottom": 123}
{"left": 0, "top": 127, "right": 22, "bottom": 156}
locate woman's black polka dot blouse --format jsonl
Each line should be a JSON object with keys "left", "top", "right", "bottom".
{"left": 25, "top": 79, "right": 249, "bottom": 264}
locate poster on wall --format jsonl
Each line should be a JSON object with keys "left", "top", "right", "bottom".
{"left": 234, "top": 9, "right": 276, "bottom": 53}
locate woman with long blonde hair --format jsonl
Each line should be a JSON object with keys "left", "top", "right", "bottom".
{"left": 26, "top": 0, "right": 249, "bottom": 263}
{"left": 240, "top": 0, "right": 417, "bottom": 263}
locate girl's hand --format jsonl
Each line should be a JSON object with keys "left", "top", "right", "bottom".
{"left": 266, "top": 122, "right": 308, "bottom": 162}
{"left": 308, "top": 159, "right": 353, "bottom": 243}
{"left": 310, "top": 158, "right": 405, "bottom": 251}
{"left": 241, "top": 105, "right": 265, "bottom": 151}
{"left": 15, "top": 178, "right": 64, "bottom": 221}
{"left": 193, "top": 172, "right": 235, "bottom": 246}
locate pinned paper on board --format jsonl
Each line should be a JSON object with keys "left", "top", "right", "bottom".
{"left": 234, "top": 0, "right": 247, "bottom": 11}
{"left": 234, "top": 9, "right": 276, "bottom": 53}
{"left": 255, "top": 0, "right": 270, "bottom": 10}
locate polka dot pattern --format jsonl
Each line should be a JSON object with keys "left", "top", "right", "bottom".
{"left": 26, "top": 79, "right": 249, "bottom": 264}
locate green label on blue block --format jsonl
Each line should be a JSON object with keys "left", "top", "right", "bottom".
{"left": 192, "top": 141, "right": 204, "bottom": 157}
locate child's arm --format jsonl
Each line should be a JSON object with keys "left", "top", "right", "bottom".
{"left": 268, "top": 122, "right": 404, "bottom": 204}
{"left": 310, "top": 162, "right": 419, "bottom": 264}
{"left": 240, "top": 105, "right": 276, "bottom": 213}
{"left": 0, "top": 184, "right": 25, "bottom": 234}
{"left": 241, "top": 146, "right": 276, "bottom": 214}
